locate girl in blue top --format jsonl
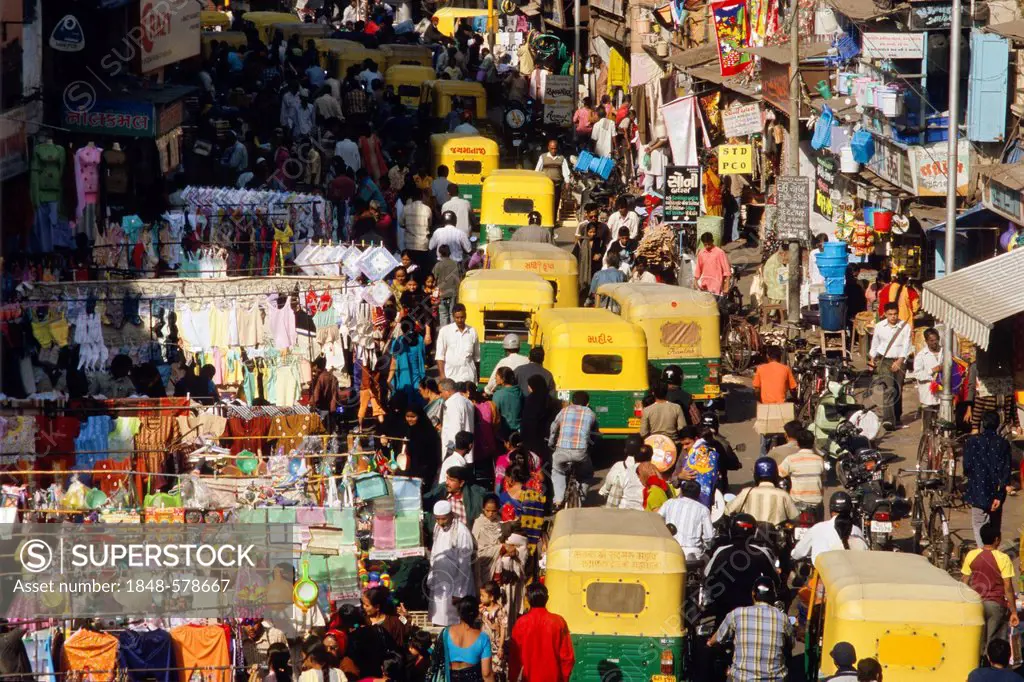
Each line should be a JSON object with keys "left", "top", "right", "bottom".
{"left": 441, "top": 595, "right": 495, "bottom": 682}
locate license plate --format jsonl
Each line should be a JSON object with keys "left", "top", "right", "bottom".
{"left": 872, "top": 470, "right": 883, "bottom": 480}
{"left": 871, "top": 521, "right": 893, "bottom": 533}
{"left": 652, "top": 676, "right": 677, "bottom": 682}
{"left": 628, "top": 417, "right": 641, "bottom": 428}
{"left": 794, "top": 527, "right": 808, "bottom": 540}
{"left": 704, "top": 384, "right": 721, "bottom": 394}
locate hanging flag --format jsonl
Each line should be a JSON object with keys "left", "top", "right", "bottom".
{"left": 661, "top": 96, "right": 699, "bottom": 166}
{"left": 712, "top": 0, "right": 751, "bottom": 77}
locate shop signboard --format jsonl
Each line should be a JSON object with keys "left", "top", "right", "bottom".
{"left": 860, "top": 33, "right": 925, "bottom": 59}
{"left": 775, "top": 176, "right": 811, "bottom": 242}
{"left": 722, "top": 103, "right": 763, "bottom": 138}
{"left": 591, "top": 0, "right": 625, "bottom": 17}
{"left": 865, "top": 136, "right": 916, "bottom": 194}
{"left": 718, "top": 144, "right": 752, "bottom": 174}
{"left": 761, "top": 60, "right": 791, "bottom": 115}
{"left": 542, "top": 74, "right": 573, "bottom": 127}
{"left": 988, "top": 180, "right": 1022, "bottom": 222}
{"left": 0, "top": 106, "right": 29, "bottom": 181}
{"left": 814, "top": 150, "right": 838, "bottom": 222}
{"left": 911, "top": 140, "right": 969, "bottom": 197}
{"left": 62, "top": 98, "right": 156, "bottom": 137}
{"left": 139, "top": 0, "right": 201, "bottom": 73}
{"left": 908, "top": 1, "right": 956, "bottom": 29}
{"left": 664, "top": 166, "right": 701, "bottom": 223}
{"left": 49, "top": 14, "right": 85, "bottom": 51}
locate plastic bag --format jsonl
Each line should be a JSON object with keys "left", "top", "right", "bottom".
{"left": 62, "top": 476, "right": 88, "bottom": 510}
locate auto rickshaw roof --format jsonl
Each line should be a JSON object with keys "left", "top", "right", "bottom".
{"left": 546, "top": 508, "right": 684, "bottom": 571}
{"left": 386, "top": 64, "right": 437, "bottom": 80}
{"left": 243, "top": 11, "right": 300, "bottom": 25}
{"left": 430, "top": 133, "right": 500, "bottom": 154}
{"left": 533, "top": 308, "right": 646, "bottom": 348}
{"left": 432, "top": 7, "right": 491, "bottom": 18}
{"left": 597, "top": 282, "right": 719, "bottom": 319}
{"left": 458, "top": 270, "right": 555, "bottom": 304}
{"left": 815, "top": 551, "right": 983, "bottom": 608}
{"left": 201, "top": 10, "right": 231, "bottom": 28}
{"left": 483, "top": 169, "right": 554, "bottom": 190}
{"left": 428, "top": 80, "right": 487, "bottom": 97}
{"left": 380, "top": 44, "right": 433, "bottom": 57}
{"left": 272, "top": 22, "right": 331, "bottom": 37}
{"left": 487, "top": 242, "right": 575, "bottom": 267}
{"left": 315, "top": 39, "right": 363, "bottom": 52}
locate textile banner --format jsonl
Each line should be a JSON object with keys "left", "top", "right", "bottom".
{"left": 712, "top": 0, "right": 751, "bottom": 77}
{"left": 661, "top": 96, "right": 699, "bottom": 167}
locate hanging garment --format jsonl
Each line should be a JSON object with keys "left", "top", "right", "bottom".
{"left": 62, "top": 629, "right": 119, "bottom": 682}
{"left": 208, "top": 303, "right": 230, "bottom": 348}
{"left": 0, "top": 628, "right": 32, "bottom": 680}
{"left": 169, "top": 625, "right": 231, "bottom": 682}
{"left": 236, "top": 301, "right": 265, "bottom": 347}
{"left": 118, "top": 629, "right": 173, "bottom": 682}
{"left": 103, "top": 148, "right": 130, "bottom": 195}
{"left": 74, "top": 415, "right": 112, "bottom": 481}
{"left": 74, "top": 145, "right": 103, "bottom": 239}
{"left": 22, "top": 631, "right": 54, "bottom": 681}
{"left": 223, "top": 415, "right": 271, "bottom": 456}
{"left": 267, "top": 295, "right": 297, "bottom": 349}
{"left": 107, "top": 416, "right": 141, "bottom": 462}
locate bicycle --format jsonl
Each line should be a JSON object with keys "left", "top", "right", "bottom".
{"left": 562, "top": 465, "right": 587, "bottom": 510}
{"left": 901, "top": 467, "right": 957, "bottom": 571}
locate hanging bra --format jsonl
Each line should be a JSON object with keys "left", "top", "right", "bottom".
{"left": 31, "top": 310, "right": 53, "bottom": 347}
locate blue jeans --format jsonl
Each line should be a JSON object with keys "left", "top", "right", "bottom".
{"left": 32, "top": 202, "right": 58, "bottom": 254}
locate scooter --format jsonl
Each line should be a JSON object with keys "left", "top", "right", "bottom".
{"left": 812, "top": 380, "right": 865, "bottom": 457}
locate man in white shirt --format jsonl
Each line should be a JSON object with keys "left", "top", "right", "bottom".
{"left": 591, "top": 108, "right": 616, "bottom": 158}
{"left": 334, "top": 136, "right": 361, "bottom": 173}
{"left": 342, "top": 0, "right": 359, "bottom": 24}
{"left": 429, "top": 211, "right": 473, "bottom": 262}
{"left": 659, "top": 481, "right": 715, "bottom": 560}
{"left": 432, "top": 165, "right": 452, "bottom": 205}
{"left": 279, "top": 82, "right": 302, "bottom": 130}
{"left": 630, "top": 256, "right": 657, "bottom": 283}
{"left": 439, "top": 379, "right": 475, "bottom": 461}
{"left": 435, "top": 304, "right": 480, "bottom": 383}
{"left": 438, "top": 430, "right": 472, "bottom": 482}
{"left": 911, "top": 327, "right": 942, "bottom": 433}
{"left": 599, "top": 436, "right": 645, "bottom": 511}
{"left": 534, "top": 139, "right": 571, "bottom": 217}
{"left": 607, "top": 195, "right": 641, "bottom": 239}
{"left": 868, "top": 302, "right": 913, "bottom": 430}
{"left": 357, "top": 60, "right": 383, "bottom": 90}
{"left": 441, "top": 184, "right": 474, "bottom": 236}
{"left": 641, "top": 145, "right": 668, "bottom": 193}
{"left": 791, "top": 491, "right": 866, "bottom": 564}
{"left": 399, "top": 188, "right": 432, "bottom": 265}
{"left": 484, "top": 334, "right": 530, "bottom": 395}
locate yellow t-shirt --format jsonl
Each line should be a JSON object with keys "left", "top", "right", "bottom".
{"left": 962, "top": 548, "right": 1014, "bottom": 579}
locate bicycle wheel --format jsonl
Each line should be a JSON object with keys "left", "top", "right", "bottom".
{"left": 796, "top": 375, "right": 815, "bottom": 423}
{"left": 916, "top": 431, "right": 936, "bottom": 471}
{"left": 910, "top": 490, "right": 927, "bottom": 555}
{"left": 563, "top": 471, "right": 582, "bottom": 510}
{"left": 723, "top": 319, "right": 753, "bottom": 373}
{"left": 926, "top": 506, "right": 952, "bottom": 572}
{"left": 939, "top": 438, "right": 958, "bottom": 497}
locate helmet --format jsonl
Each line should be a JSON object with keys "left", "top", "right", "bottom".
{"left": 502, "top": 334, "right": 521, "bottom": 350}
{"left": 829, "top": 491, "right": 853, "bottom": 515}
{"left": 730, "top": 513, "right": 757, "bottom": 540}
{"left": 527, "top": 210, "right": 542, "bottom": 226}
{"left": 661, "top": 365, "right": 684, "bottom": 385}
{"left": 753, "top": 457, "right": 778, "bottom": 483}
{"left": 701, "top": 411, "right": 720, "bottom": 432}
{"left": 441, "top": 210, "right": 457, "bottom": 226}
{"left": 752, "top": 575, "right": 778, "bottom": 604}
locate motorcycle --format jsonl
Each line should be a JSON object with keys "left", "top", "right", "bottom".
{"left": 502, "top": 99, "right": 532, "bottom": 167}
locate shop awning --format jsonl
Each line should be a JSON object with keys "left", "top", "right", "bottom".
{"left": 738, "top": 41, "right": 832, "bottom": 64}
{"left": 828, "top": 0, "right": 908, "bottom": 21}
{"left": 986, "top": 19, "right": 1024, "bottom": 42}
{"left": 922, "top": 247, "right": 1024, "bottom": 350}
{"left": 920, "top": 203, "right": 996, "bottom": 233}
{"left": 979, "top": 163, "right": 1024, "bottom": 191}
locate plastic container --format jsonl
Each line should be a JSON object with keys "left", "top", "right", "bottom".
{"left": 822, "top": 242, "right": 849, "bottom": 259}
{"left": 840, "top": 146, "right": 861, "bottom": 172}
{"left": 816, "top": 80, "right": 833, "bottom": 99}
{"left": 824, "top": 276, "right": 846, "bottom": 295}
{"left": 574, "top": 150, "right": 595, "bottom": 173}
{"left": 873, "top": 209, "right": 893, "bottom": 233}
{"left": 862, "top": 206, "right": 876, "bottom": 227}
{"left": 819, "top": 294, "right": 848, "bottom": 331}
{"left": 696, "top": 215, "right": 725, "bottom": 246}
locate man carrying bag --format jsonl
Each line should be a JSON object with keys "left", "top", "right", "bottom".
{"left": 868, "top": 302, "right": 913, "bottom": 430}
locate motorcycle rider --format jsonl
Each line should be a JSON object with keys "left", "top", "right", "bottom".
{"left": 703, "top": 513, "right": 781, "bottom": 625}
{"left": 709, "top": 575, "right": 793, "bottom": 682}
{"left": 661, "top": 365, "right": 700, "bottom": 425}
{"left": 791, "top": 490, "right": 867, "bottom": 564}
{"left": 724, "top": 457, "right": 800, "bottom": 526}
{"left": 701, "top": 411, "right": 743, "bottom": 493}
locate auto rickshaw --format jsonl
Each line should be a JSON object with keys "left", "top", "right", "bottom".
{"left": 242, "top": 11, "right": 300, "bottom": 43}
{"left": 379, "top": 44, "right": 433, "bottom": 68}
{"left": 328, "top": 45, "right": 385, "bottom": 80}
{"left": 431, "top": 7, "right": 491, "bottom": 36}
{"left": 202, "top": 31, "right": 247, "bottom": 59}
{"left": 314, "top": 39, "right": 361, "bottom": 70}
{"left": 597, "top": 282, "right": 722, "bottom": 405}
{"left": 387, "top": 65, "right": 438, "bottom": 109}
{"left": 200, "top": 10, "right": 231, "bottom": 30}
{"left": 479, "top": 170, "right": 555, "bottom": 245}
{"left": 420, "top": 80, "right": 487, "bottom": 129}
{"left": 430, "top": 134, "right": 499, "bottom": 212}
{"left": 546, "top": 508, "right": 685, "bottom": 680}
{"left": 458, "top": 270, "right": 555, "bottom": 383}
{"left": 806, "top": 551, "right": 983, "bottom": 681}
{"left": 532, "top": 308, "right": 648, "bottom": 434}
{"left": 485, "top": 242, "right": 577, "bottom": 308}
{"left": 271, "top": 22, "right": 331, "bottom": 43}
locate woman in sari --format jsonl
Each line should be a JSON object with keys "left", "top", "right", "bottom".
{"left": 359, "top": 127, "right": 388, "bottom": 183}
{"left": 572, "top": 221, "right": 608, "bottom": 302}
{"left": 519, "top": 374, "right": 558, "bottom": 462}
{"left": 470, "top": 384, "right": 502, "bottom": 486}
{"left": 388, "top": 321, "right": 425, "bottom": 408}
{"left": 472, "top": 494, "right": 505, "bottom": 587}
{"left": 498, "top": 460, "right": 546, "bottom": 550}
{"left": 637, "top": 461, "right": 672, "bottom": 512}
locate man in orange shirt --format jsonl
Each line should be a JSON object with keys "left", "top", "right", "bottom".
{"left": 508, "top": 583, "right": 576, "bottom": 682}
{"left": 753, "top": 346, "right": 797, "bottom": 455}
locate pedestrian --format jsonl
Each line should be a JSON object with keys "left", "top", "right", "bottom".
{"left": 762, "top": 246, "right": 790, "bottom": 309}
{"left": 470, "top": 383, "right": 502, "bottom": 486}
{"left": 607, "top": 195, "right": 641, "bottom": 240}
{"left": 961, "top": 523, "right": 1020, "bottom": 646}
{"left": 484, "top": 334, "right": 530, "bottom": 395}
{"left": 472, "top": 494, "right": 505, "bottom": 586}
{"left": 548, "top": 391, "right": 600, "bottom": 507}
{"left": 509, "top": 210, "right": 554, "bottom": 244}
{"left": 436, "top": 303, "right": 480, "bottom": 384}
{"left": 767, "top": 420, "right": 803, "bottom": 463}
{"left": 856, "top": 658, "right": 883, "bottom": 682}
{"left": 298, "top": 642, "right": 345, "bottom": 682}
{"left": 778, "top": 429, "right": 826, "bottom": 515}
{"left": 963, "top": 412, "right": 1013, "bottom": 547}
{"left": 396, "top": 403, "right": 441, "bottom": 490}
{"left": 824, "top": 642, "right": 858, "bottom": 681}
{"left": 400, "top": 187, "right": 432, "bottom": 268}
{"left": 427, "top": 463, "right": 487, "bottom": 530}
{"left": 241, "top": 619, "right": 288, "bottom": 674}
{"left": 433, "top": 244, "right": 461, "bottom": 326}
{"left": 572, "top": 97, "right": 596, "bottom": 138}
{"left": 572, "top": 221, "right": 608, "bottom": 298}
{"left": 491, "top": 367, "right": 523, "bottom": 436}
{"left": 437, "top": 431, "right": 473, "bottom": 486}
{"left": 630, "top": 256, "right": 657, "bottom": 283}
{"left": 660, "top": 365, "right": 699, "bottom": 425}
{"left": 362, "top": 586, "right": 412, "bottom": 650}
{"left": 420, "top": 377, "right": 444, "bottom": 430}
{"left": 508, "top": 584, "right": 575, "bottom": 682}
{"left": 725, "top": 457, "right": 800, "bottom": 526}
{"left": 520, "top": 374, "right": 558, "bottom": 460}
{"left": 708, "top": 577, "right": 793, "bottom": 682}
{"left": 968, "top": 639, "right": 1019, "bottom": 681}
{"left": 912, "top": 327, "right": 943, "bottom": 434}
{"left": 440, "top": 377, "right": 476, "bottom": 461}
{"left": 753, "top": 346, "right": 797, "bottom": 455}
{"left": 264, "top": 643, "right": 291, "bottom": 682}
{"left": 877, "top": 272, "right": 921, "bottom": 329}
{"left": 591, "top": 107, "right": 616, "bottom": 158}
{"left": 534, "top": 140, "right": 570, "bottom": 218}
{"left": 599, "top": 434, "right": 647, "bottom": 510}
{"left": 429, "top": 211, "right": 473, "bottom": 264}
{"left": 659, "top": 479, "right": 714, "bottom": 560}
{"left": 693, "top": 231, "right": 732, "bottom": 295}
{"left": 605, "top": 226, "right": 638, "bottom": 273}
{"left": 513, "top": 347, "right": 555, "bottom": 396}
{"left": 479, "top": 581, "right": 509, "bottom": 680}
{"left": 639, "top": 381, "right": 686, "bottom": 439}
{"left": 867, "top": 302, "right": 912, "bottom": 430}
{"left": 442, "top": 183, "right": 474, "bottom": 236}
{"left": 427, "top": 500, "right": 476, "bottom": 627}
{"left": 588, "top": 251, "right": 626, "bottom": 308}
{"left": 388, "top": 320, "right": 426, "bottom": 407}
{"left": 638, "top": 455, "right": 672, "bottom": 512}
{"left": 433, "top": 164, "right": 452, "bottom": 205}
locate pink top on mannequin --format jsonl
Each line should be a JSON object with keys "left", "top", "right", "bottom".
{"left": 74, "top": 144, "right": 103, "bottom": 219}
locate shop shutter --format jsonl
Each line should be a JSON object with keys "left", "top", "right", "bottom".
{"left": 967, "top": 29, "right": 1009, "bottom": 142}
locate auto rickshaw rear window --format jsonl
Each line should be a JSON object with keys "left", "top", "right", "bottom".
{"left": 482, "top": 311, "right": 530, "bottom": 341}
{"left": 397, "top": 85, "right": 419, "bottom": 98}
{"left": 582, "top": 355, "right": 622, "bottom": 375}
{"left": 585, "top": 582, "right": 645, "bottom": 614}
{"left": 455, "top": 160, "right": 482, "bottom": 174}
{"left": 503, "top": 198, "right": 534, "bottom": 214}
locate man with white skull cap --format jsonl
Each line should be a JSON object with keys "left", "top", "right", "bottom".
{"left": 428, "top": 498, "right": 477, "bottom": 626}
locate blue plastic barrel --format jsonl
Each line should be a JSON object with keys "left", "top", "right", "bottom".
{"left": 819, "top": 294, "right": 848, "bottom": 331}
{"left": 824, "top": 276, "right": 846, "bottom": 295}
{"left": 574, "top": 150, "right": 594, "bottom": 174}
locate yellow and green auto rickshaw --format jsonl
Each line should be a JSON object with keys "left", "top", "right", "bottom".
{"left": 202, "top": 31, "right": 247, "bottom": 59}
{"left": 485, "top": 242, "right": 577, "bottom": 308}
{"left": 379, "top": 44, "right": 433, "bottom": 68}
{"left": 200, "top": 10, "right": 231, "bottom": 30}
{"left": 546, "top": 508, "right": 686, "bottom": 681}
{"left": 420, "top": 80, "right": 487, "bottom": 126}
{"left": 478, "top": 170, "right": 555, "bottom": 245}
{"left": 457, "top": 270, "right": 555, "bottom": 383}
{"left": 271, "top": 21, "right": 331, "bottom": 44}
{"left": 806, "top": 551, "right": 983, "bottom": 682}
{"left": 243, "top": 11, "right": 299, "bottom": 43}
{"left": 332, "top": 45, "right": 386, "bottom": 80}
{"left": 596, "top": 282, "right": 722, "bottom": 405}
{"left": 386, "top": 65, "right": 439, "bottom": 109}
{"left": 314, "top": 38, "right": 361, "bottom": 70}
{"left": 431, "top": 7, "right": 491, "bottom": 36}
{"left": 533, "top": 307, "right": 648, "bottom": 435}
{"left": 430, "top": 134, "right": 499, "bottom": 213}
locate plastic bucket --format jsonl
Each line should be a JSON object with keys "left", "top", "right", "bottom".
{"left": 822, "top": 242, "right": 849, "bottom": 259}
{"left": 696, "top": 215, "right": 725, "bottom": 246}
{"left": 863, "top": 207, "right": 876, "bottom": 227}
{"left": 819, "top": 294, "right": 848, "bottom": 331}
{"left": 824, "top": 276, "right": 846, "bottom": 295}
{"left": 873, "top": 210, "right": 893, "bottom": 233}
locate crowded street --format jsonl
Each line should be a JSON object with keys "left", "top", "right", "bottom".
{"left": 1, "top": 0, "right": 1024, "bottom": 679}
